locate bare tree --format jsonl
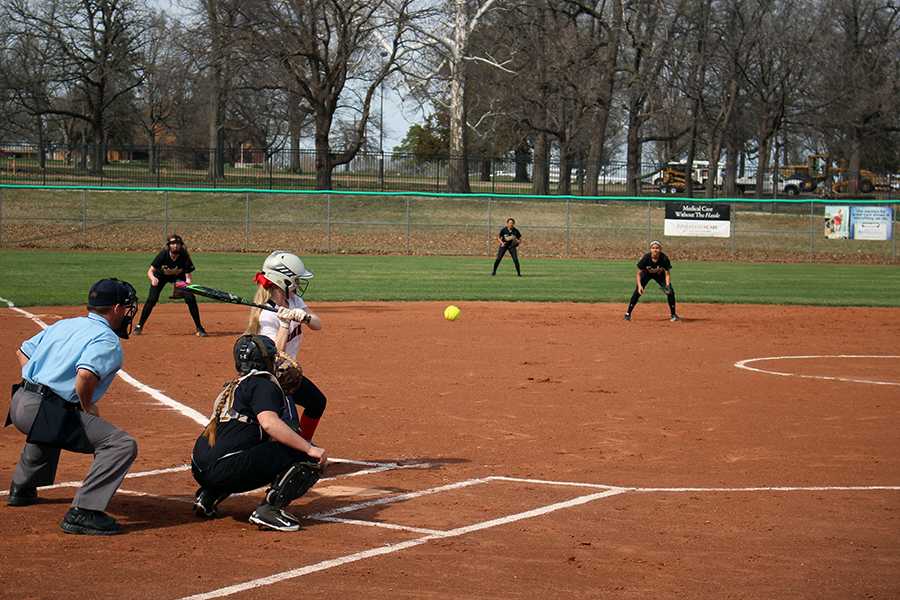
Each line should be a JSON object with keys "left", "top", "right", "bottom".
{"left": 243, "top": 0, "right": 411, "bottom": 189}
{"left": 3, "top": 0, "right": 150, "bottom": 174}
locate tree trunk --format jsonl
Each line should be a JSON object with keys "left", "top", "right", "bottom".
{"left": 314, "top": 113, "right": 333, "bottom": 189}
{"left": 532, "top": 132, "right": 549, "bottom": 195}
{"left": 447, "top": 58, "right": 470, "bottom": 193}
{"left": 480, "top": 158, "right": 491, "bottom": 182}
{"left": 288, "top": 97, "right": 304, "bottom": 173}
{"left": 556, "top": 147, "right": 571, "bottom": 195}
{"left": 514, "top": 142, "right": 530, "bottom": 182}
{"left": 625, "top": 108, "right": 642, "bottom": 196}
{"left": 585, "top": 0, "right": 622, "bottom": 197}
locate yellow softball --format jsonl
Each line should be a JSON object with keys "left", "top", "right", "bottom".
{"left": 443, "top": 305, "right": 461, "bottom": 321}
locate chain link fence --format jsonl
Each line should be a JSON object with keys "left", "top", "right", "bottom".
{"left": 1, "top": 186, "right": 897, "bottom": 263}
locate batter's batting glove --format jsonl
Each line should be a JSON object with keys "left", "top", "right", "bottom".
{"left": 277, "top": 307, "right": 309, "bottom": 323}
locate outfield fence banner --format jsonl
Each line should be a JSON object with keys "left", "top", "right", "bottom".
{"left": 850, "top": 206, "right": 893, "bottom": 241}
{"left": 663, "top": 202, "right": 731, "bottom": 238}
{"left": 824, "top": 206, "right": 850, "bottom": 239}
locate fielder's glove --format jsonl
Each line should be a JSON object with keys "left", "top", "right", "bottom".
{"left": 664, "top": 284, "right": 672, "bottom": 295}
{"left": 274, "top": 352, "right": 304, "bottom": 395}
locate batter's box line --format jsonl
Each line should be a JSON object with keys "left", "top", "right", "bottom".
{"left": 0, "top": 459, "right": 429, "bottom": 498}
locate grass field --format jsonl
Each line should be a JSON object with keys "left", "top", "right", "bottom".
{"left": 1, "top": 249, "right": 898, "bottom": 307}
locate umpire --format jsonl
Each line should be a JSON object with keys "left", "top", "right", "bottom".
{"left": 624, "top": 240, "right": 680, "bottom": 322}
{"left": 5, "top": 278, "right": 140, "bottom": 535}
{"left": 491, "top": 217, "right": 523, "bottom": 276}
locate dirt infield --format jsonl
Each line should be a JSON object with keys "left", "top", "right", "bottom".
{"left": 1, "top": 301, "right": 898, "bottom": 599}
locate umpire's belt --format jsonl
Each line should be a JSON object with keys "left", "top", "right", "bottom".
{"left": 22, "top": 381, "right": 79, "bottom": 409}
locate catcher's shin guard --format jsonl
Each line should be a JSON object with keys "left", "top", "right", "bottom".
{"left": 264, "top": 461, "right": 321, "bottom": 509}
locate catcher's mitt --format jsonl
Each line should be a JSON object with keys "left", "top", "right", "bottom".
{"left": 274, "top": 351, "right": 303, "bottom": 395}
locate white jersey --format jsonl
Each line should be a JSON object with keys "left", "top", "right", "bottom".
{"left": 258, "top": 294, "right": 308, "bottom": 358}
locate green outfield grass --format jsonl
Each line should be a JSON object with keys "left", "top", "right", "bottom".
{"left": 1, "top": 249, "right": 898, "bottom": 307}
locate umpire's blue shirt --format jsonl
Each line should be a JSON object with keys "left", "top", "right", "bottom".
{"left": 20, "top": 312, "right": 123, "bottom": 405}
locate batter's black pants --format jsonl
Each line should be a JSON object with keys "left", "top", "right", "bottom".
{"left": 138, "top": 277, "right": 204, "bottom": 331}
{"left": 492, "top": 243, "right": 521, "bottom": 275}
{"left": 192, "top": 441, "right": 313, "bottom": 497}
{"left": 627, "top": 272, "right": 676, "bottom": 316}
{"left": 283, "top": 376, "right": 328, "bottom": 426}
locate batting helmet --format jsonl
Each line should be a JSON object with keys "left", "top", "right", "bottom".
{"left": 260, "top": 251, "right": 314, "bottom": 297}
{"left": 233, "top": 334, "right": 277, "bottom": 375}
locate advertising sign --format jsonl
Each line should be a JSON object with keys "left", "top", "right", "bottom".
{"left": 664, "top": 202, "right": 731, "bottom": 238}
{"left": 824, "top": 206, "right": 849, "bottom": 239}
{"left": 850, "top": 206, "right": 893, "bottom": 241}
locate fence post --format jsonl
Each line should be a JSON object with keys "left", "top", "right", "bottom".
{"left": 565, "top": 197, "right": 571, "bottom": 257}
{"left": 81, "top": 189, "right": 87, "bottom": 246}
{"left": 730, "top": 202, "right": 736, "bottom": 255}
{"left": 809, "top": 200, "right": 815, "bottom": 259}
{"left": 893, "top": 205, "right": 896, "bottom": 259}
{"left": 405, "top": 197, "right": 411, "bottom": 255}
{"left": 164, "top": 190, "right": 170, "bottom": 238}
{"left": 326, "top": 194, "right": 332, "bottom": 253}
{"left": 646, "top": 199, "right": 652, "bottom": 244}
{"left": 487, "top": 197, "right": 493, "bottom": 255}
{"left": 244, "top": 193, "right": 251, "bottom": 251}
{"left": 0, "top": 188, "right": 4, "bottom": 247}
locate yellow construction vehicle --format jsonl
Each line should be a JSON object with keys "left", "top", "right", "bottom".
{"left": 778, "top": 154, "right": 876, "bottom": 194}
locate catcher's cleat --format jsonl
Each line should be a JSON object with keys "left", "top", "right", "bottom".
{"left": 133, "top": 324, "right": 143, "bottom": 335}
{"left": 249, "top": 503, "right": 301, "bottom": 532}
{"left": 670, "top": 314, "right": 680, "bottom": 322}
{"left": 623, "top": 313, "right": 631, "bottom": 321}
{"left": 193, "top": 488, "right": 229, "bottom": 518}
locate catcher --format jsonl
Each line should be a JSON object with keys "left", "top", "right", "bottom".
{"left": 491, "top": 217, "right": 522, "bottom": 276}
{"left": 191, "top": 334, "right": 326, "bottom": 532}
{"left": 624, "top": 240, "right": 680, "bottom": 322}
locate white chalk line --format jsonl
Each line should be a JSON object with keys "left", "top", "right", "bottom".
{"left": 178, "top": 487, "right": 626, "bottom": 600}
{"left": 735, "top": 354, "right": 900, "bottom": 387}
{"left": 177, "top": 474, "right": 900, "bottom": 600}
{"left": 0, "top": 464, "right": 192, "bottom": 496}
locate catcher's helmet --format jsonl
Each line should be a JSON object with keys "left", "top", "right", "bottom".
{"left": 261, "top": 251, "right": 314, "bottom": 296}
{"left": 233, "top": 334, "right": 277, "bottom": 375}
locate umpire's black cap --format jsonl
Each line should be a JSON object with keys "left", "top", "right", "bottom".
{"left": 88, "top": 278, "right": 138, "bottom": 307}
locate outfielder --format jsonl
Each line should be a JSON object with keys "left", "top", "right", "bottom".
{"left": 624, "top": 240, "right": 680, "bottom": 322}
{"left": 191, "top": 335, "right": 326, "bottom": 531}
{"left": 491, "top": 217, "right": 522, "bottom": 276}
{"left": 246, "top": 251, "right": 326, "bottom": 442}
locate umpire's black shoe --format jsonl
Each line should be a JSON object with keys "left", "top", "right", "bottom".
{"left": 60, "top": 507, "right": 121, "bottom": 535}
{"left": 249, "top": 503, "right": 301, "bottom": 532}
{"left": 7, "top": 483, "right": 38, "bottom": 507}
{"left": 193, "top": 488, "right": 230, "bottom": 518}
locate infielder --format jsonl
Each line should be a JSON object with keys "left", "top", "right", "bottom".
{"left": 191, "top": 335, "right": 326, "bottom": 531}
{"left": 624, "top": 241, "right": 680, "bottom": 322}
{"left": 134, "top": 234, "right": 207, "bottom": 336}
{"left": 246, "top": 251, "right": 326, "bottom": 442}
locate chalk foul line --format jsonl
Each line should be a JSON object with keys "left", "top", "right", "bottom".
{"left": 734, "top": 354, "right": 900, "bottom": 387}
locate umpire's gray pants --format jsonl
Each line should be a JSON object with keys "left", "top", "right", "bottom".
{"left": 8, "top": 388, "right": 138, "bottom": 512}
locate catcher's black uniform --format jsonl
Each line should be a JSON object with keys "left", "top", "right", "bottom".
{"left": 492, "top": 225, "right": 522, "bottom": 276}
{"left": 626, "top": 252, "right": 677, "bottom": 318}
{"left": 191, "top": 375, "right": 315, "bottom": 495}
{"left": 136, "top": 248, "right": 205, "bottom": 333}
